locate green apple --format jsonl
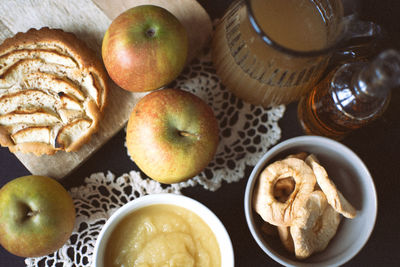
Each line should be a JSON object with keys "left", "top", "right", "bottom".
{"left": 126, "top": 88, "right": 219, "bottom": 184}
{"left": 0, "top": 175, "right": 75, "bottom": 257}
{"left": 102, "top": 5, "right": 188, "bottom": 92}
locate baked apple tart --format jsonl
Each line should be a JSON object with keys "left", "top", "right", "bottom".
{"left": 0, "top": 27, "right": 108, "bottom": 155}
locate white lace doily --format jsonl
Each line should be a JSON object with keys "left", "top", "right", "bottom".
{"left": 25, "top": 47, "right": 285, "bottom": 266}
{"left": 149, "top": 47, "right": 284, "bottom": 191}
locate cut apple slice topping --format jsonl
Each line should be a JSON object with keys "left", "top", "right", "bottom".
{"left": 0, "top": 58, "right": 102, "bottom": 107}
{"left": 55, "top": 118, "right": 91, "bottom": 149}
{"left": 11, "top": 126, "right": 51, "bottom": 144}
{"left": 90, "top": 72, "right": 106, "bottom": 109}
{"left": 0, "top": 58, "right": 69, "bottom": 80}
{"left": 0, "top": 58, "right": 75, "bottom": 81}
{"left": 12, "top": 42, "right": 81, "bottom": 68}
{"left": 0, "top": 89, "right": 57, "bottom": 115}
{"left": 0, "top": 88, "right": 82, "bottom": 113}
{"left": 81, "top": 72, "right": 100, "bottom": 107}
{"left": 0, "top": 49, "right": 77, "bottom": 75}
{"left": 58, "top": 109, "right": 85, "bottom": 124}
{"left": 0, "top": 59, "right": 43, "bottom": 87}
{"left": 23, "top": 72, "right": 85, "bottom": 101}
{"left": 58, "top": 92, "right": 82, "bottom": 110}
{"left": 0, "top": 110, "right": 60, "bottom": 126}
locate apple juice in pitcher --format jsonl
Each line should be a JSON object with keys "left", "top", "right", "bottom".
{"left": 212, "top": 0, "right": 344, "bottom": 107}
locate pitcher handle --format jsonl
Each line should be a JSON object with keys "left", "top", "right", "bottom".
{"left": 329, "top": 15, "right": 384, "bottom": 66}
{"left": 343, "top": 15, "right": 382, "bottom": 39}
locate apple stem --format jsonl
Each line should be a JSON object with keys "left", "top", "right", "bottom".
{"left": 179, "top": 131, "right": 200, "bottom": 140}
{"left": 27, "top": 210, "right": 39, "bottom": 217}
{"left": 17, "top": 202, "right": 39, "bottom": 223}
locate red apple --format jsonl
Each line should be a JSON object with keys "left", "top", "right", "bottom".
{"left": 0, "top": 175, "right": 75, "bottom": 257}
{"left": 102, "top": 5, "right": 188, "bottom": 92}
{"left": 126, "top": 88, "right": 219, "bottom": 184}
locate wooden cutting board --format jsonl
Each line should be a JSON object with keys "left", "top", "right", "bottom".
{"left": 0, "top": 0, "right": 212, "bottom": 179}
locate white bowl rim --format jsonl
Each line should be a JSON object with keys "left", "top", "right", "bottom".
{"left": 244, "top": 135, "right": 378, "bottom": 267}
{"left": 93, "top": 193, "right": 234, "bottom": 267}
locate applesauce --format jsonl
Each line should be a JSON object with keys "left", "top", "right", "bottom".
{"left": 104, "top": 204, "right": 221, "bottom": 267}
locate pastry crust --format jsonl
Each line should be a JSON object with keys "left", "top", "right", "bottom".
{"left": 0, "top": 27, "right": 108, "bottom": 155}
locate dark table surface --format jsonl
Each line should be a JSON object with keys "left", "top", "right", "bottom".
{"left": 1, "top": 0, "right": 400, "bottom": 266}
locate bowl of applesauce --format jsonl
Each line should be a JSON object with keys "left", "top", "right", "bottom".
{"left": 93, "top": 193, "right": 234, "bottom": 267}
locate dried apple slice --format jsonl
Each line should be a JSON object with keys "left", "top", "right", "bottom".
{"left": 273, "top": 177, "right": 295, "bottom": 203}
{"left": 290, "top": 193, "right": 341, "bottom": 259}
{"left": 253, "top": 158, "right": 316, "bottom": 226}
{"left": 277, "top": 226, "right": 294, "bottom": 253}
{"left": 292, "top": 190, "right": 328, "bottom": 229}
{"left": 286, "top": 152, "right": 308, "bottom": 161}
{"left": 305, "top": 154, "right": 357, "bottom": 219}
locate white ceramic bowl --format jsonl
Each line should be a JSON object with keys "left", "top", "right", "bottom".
{"left": 93, "top": 193, "right": 234, "bottom": 267}
{"left": 244, "top": 136, "right": 377, "bottom": 266}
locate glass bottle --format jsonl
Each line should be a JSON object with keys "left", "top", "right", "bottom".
{"left": 297, "top": 49, "right": 400, "bottom": 140}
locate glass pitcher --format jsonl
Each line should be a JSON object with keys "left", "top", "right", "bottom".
{"left": 212, "top": 0, "right": 380, "bottom": 107}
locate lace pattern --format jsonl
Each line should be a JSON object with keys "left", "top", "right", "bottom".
{"left": 25, "top": 47, "right": 285, "bottom": 266}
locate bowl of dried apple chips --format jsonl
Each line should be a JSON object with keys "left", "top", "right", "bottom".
{"left": 245, "top": 136, "right": 377, "bottom": 266}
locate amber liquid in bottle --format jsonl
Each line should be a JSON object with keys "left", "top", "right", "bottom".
{"left": 298, "top": 50, "right": 400, "bottom": 140}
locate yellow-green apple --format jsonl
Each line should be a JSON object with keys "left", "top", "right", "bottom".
{"left": 126, "top": 88, "right": 219, "bottom": 184}
{"left": 0, "top": 175, "right": 75, "bottom": 257}
{"left": 102, "top": 5, "right": 188, "bottom": 92}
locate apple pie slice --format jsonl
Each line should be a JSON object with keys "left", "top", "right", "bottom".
{"left": 0, "top": 27, "right": 108, "bottom": 155}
